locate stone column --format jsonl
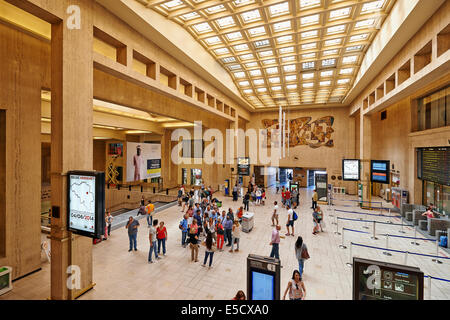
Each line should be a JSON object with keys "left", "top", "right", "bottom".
{"left": 50, "top": 0, "right": 94, "bottom": 300}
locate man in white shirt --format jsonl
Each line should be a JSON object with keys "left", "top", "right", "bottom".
{"left": 272, "top": 201, "right": 279, "bottom": 226}
{"left": 286, "top": 205, "right": 295, "bottom": 236}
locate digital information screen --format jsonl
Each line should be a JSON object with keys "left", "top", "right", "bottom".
{"left": 342, "top": 159, "right": 360, "bottom": 181}
{"left": 315, "top": 173, "right": 328, "bottom": 202}
{"left": 237, "top": 157, "right": 250, "bottom": 176}
{"left": 68, "top": 171, "right": 105, "bottom": 238}
{"left": 418, "top": 147, "right": 449, "bottom": 186}
{"left": 247, "top": 254, "right": 280, "bottom": 300}
{"left": 69, "top": 174, "right": 96, "bottom": 233}
{"left": 251, "top": 271, "right": 275, "bottom": 300}
{"left": 353, "top": 258, "right": 423, "bottom": 300}
{"left": 371, "top": 160, "right": 390, "bottom": 184}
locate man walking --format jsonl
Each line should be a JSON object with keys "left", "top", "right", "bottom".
{"left": 126, "top": 216, "right": 139, "bottom": 252}
{"left": 270, "top": 225, "right": 281, "bottom": 260}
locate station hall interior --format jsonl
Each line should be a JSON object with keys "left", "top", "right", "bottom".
{"left": 0, "top": 0, "right": 449, "bottom": 301}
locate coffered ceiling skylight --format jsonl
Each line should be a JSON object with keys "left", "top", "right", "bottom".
{"left": 136, "top": 0, "right": 396, "bottom": 108}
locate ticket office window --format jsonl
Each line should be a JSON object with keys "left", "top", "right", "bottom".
{"left": 423, "top": 181, "right": 449, "bottom": 217}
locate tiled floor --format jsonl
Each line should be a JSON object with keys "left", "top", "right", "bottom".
{"left": 1, "top": 187, "right": 449, "bottom": 300}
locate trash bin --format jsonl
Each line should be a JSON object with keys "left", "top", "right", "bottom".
{"left": 242, "top": 212, "right": 254, "bottom": 233}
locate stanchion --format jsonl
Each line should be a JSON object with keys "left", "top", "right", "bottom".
{"left": 432, "top": 233, "right": 443, "bottom": 264}
{"left": 411, "top": 226, "right": 420, "bottom": 246}
{"left": 427, "top": 276, "right": 432, "bottom": 300}
{"left": 339, "top": 228, "right": 347, "bottom": 249}
{"left": 371, "top": 221, "right": 378, "bottom": 240}
{"left": 404, "top": 251, "right": 408, "bottom": 265}
{"left": 383, "top": 235, "right": 392, "bottom": 256}
{"left": 332, "top": 212, "right": 337, "bottom": 225}
{"left": 363, "top": 213, "right": 369, "bottom": 229}
{"left": 334, "top": 218, "right": 341, "bottom": 235}
{"left": 399, "top": 218, "right": 405, "bottom": 234}
{"left": 346, "top": 242, "right": 353, "bottom": 267}
{"left": 329, "top": 206, "right": 334, "bottom": 218}
{"left": 386, "top": 208, "right": 392, "bottom": 224}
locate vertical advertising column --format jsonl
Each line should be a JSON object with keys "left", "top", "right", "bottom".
{"left": 50, "top": 0, "right": 94, "bottom": 300}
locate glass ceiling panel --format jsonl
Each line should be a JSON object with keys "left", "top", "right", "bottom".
{"left": 136, "top": 0, "right": 395, "bottom": 108}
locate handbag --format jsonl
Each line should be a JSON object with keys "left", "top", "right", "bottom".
{"left": 301, "top": 246, "right": 310, "bottom": 260}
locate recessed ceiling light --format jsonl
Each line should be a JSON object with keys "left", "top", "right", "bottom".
{"left": 302, "top": 73, "right": 314, "bottom": 79}
{"left": 355, "top": 18, "right": 376, "bottom": 29}
{"left": 322, "top": 58, "right": 336, "bottom": 67}
{"left": 285, "top": 75, "right": 297, "bottom": 81}
{"left": 161, "top": 0, "right": 184, "bottom": 10}
{"left": 258, "top": 50, "right": 273, "bottom": 57}
{"left": 253, "top": 79, "right": 265, "bottom": 85}
{"left": 277, "top": 35, "right": 293, "bottom": 44}
{"left": 263, "top": 59, "right": 276, "bottom": 65}
{"left": 301, "top": 42, "right": 317, "bottom": 50}
{"left": 279, "top": 46, "right": 294, "bottom": 54}
{"left": 325, "top": 38, "right": 342, "bottom": 46}
{"left": 282, "top": 56, "right": 296, "bottom": 62}
{"left": 320, "top": 80, "right": 331, "bottom": 86}
{"left": 246, "top": 62, "right": 258, "bottom": 67}
{"left": 234, "top": 71, "right": 246, "bottom": 78}
{"left": 302, "top": 53, "right": 316, "bottom": 59}
{"left": 223, "top": 57, "right": 236, "bottom": 63}
{"left": 302, "top": 61, "right": 315, "bottom": 69}
{"left": 239, "top": 81, "right": 250, "bottom": 86}
{"left": 320, "top": 70, "right": 333, "bottom": 77}
{"left": 240, "top": 53, "right": 254, "bottom": 60}
{"left": 180, "top": 12, "right": 200, "bottom": 21}
{"left": 269, "top": 77, "right": 280, "bottom": 83}
{"left": 254, "top": 39, "right": 270, "bottom": 48}
{"left": 340, "top": 68, "right": 354, "bottom": 74}
{"left": 214, "top": 48, "right": 229, "bottom": 55}
{"left": 272, "top": 86, "right": 282, "bottom": 91}
{"left": 303, "top": 82, "right": 314, "bottom": 88}
{"left": 301, "top": 30, "right": 318, "bottom": 39}
{"left": 346, "top": 45, "right": 363, "bottom": 52}
{"left": 266, "top": 67, "right": 278, "bottom": 74}
{"left": 327, "top": 25, "right": 346, "bottom": 34}
{"left": 286, "top": 84, "right": 297, "bottom": 90}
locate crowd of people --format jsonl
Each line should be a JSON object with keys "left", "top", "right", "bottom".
{"left": 117, "top": 180, "right": 325, "bottom": 300}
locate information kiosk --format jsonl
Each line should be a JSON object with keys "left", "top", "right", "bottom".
{"left": 247, "top": 255, "right": 281, "bottom": 300}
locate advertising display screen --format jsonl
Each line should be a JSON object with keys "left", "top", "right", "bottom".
{"left": 370, "top": 160, "right": 390, "bottom": 184}
{"left": 68, "top": 171, "right": 105, "bottom": 238}
{"left": 126, "top": 142, "right": 161, "bottom": 182}
{"left": 237, "top": 157, "right": 250, "bottom": 176}
{"left": 251, "top": 271, "right": 275, "bottom": 300}
{"left": 315, "top": 173, "right": 328, "bottom": 202}
{"left": 353, "top": 258, "right": 423, "bottom": 300}
{"left": 342, "top": 159, "right": 360, "bottom": 181}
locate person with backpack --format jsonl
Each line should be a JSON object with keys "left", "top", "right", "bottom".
{"left": 202, "top": 231, "right": 216, "bottom": 268}
{"left": 295, "top": 236, "right": 309, "bottom": 277}
{"left": 285, "top": 205, "right": 296, "bottom": 237}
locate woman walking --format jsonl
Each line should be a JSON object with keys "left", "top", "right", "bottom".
{"left": 202, "top": 231, "right": 216, "bottom": 268}
{"left": 295, "top": 236, "right": 309, "bottom": 277}
{"left": 282, "top": 270, "right": 306, "bottom": 300}
{"left": 230, "top": 220, "right": 241, "bottom": 253}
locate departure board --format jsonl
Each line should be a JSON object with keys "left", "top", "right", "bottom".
{"left": 420, "top": 147, "right": 450, "bottom": 186}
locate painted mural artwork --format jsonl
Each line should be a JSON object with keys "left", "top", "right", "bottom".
{"left": 261, "top": 116, "right": 335, "bottom": 149}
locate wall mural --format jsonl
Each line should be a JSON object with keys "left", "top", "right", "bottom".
{"left": 261, "top": 116, "right": 335, "bottom": 149}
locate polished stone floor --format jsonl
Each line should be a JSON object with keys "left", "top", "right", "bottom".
{"left": 1, "top": 187, "right": 449, "bottom": 300}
